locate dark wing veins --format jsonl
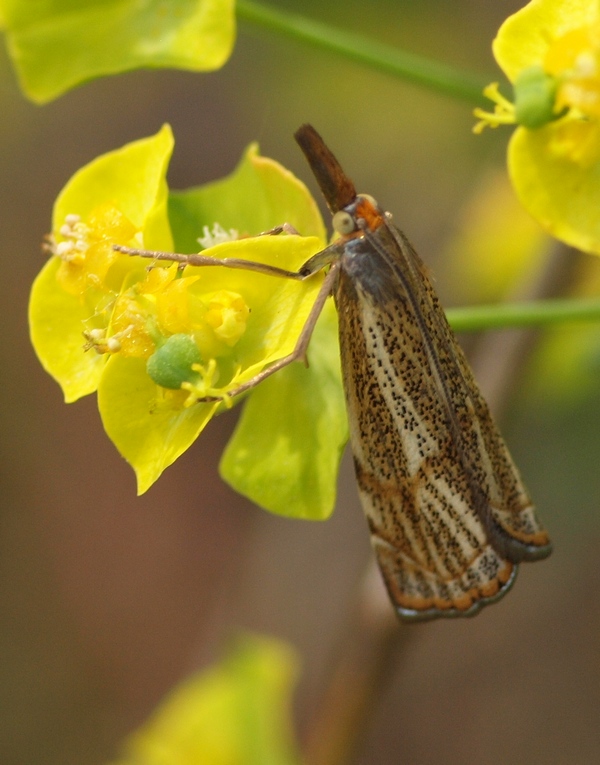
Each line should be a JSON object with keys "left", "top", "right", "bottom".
{"left": 363, "top": 221, "right": 506, "bottom": 556}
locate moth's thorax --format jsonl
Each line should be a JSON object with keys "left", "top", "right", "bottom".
{"left": 332, "top": 195, "right": 393, "bottom": 301}
{"left": 336, "top": 224, "right": 396, "bottom": 304}
{"left": 353, "top": 194, "right": 386, "bottom": 232}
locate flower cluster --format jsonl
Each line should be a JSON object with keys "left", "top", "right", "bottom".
{"left": 29, "top": 126, "right": 347, "bottom": 514}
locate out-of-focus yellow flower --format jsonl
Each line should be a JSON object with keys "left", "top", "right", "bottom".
{"left": 440, "top": 169, "right": 549, "bottom": 305}
{"left": 110, "top": 635, "right": 301, "bottom": 765}
{"left": 474, "top": 0, "right": 600, "bottom": 254}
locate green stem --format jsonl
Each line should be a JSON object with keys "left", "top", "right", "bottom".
{"left": 237, "top": 0, "right": 487, "bottom": 103}
{"left": 447, "top": 296, "right": 600, "bottom": 333}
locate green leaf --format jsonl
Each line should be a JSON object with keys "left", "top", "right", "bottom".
{"left": 2, "top": 0, "right": 235, "bottom": 103}
{"left": 169, "top": 142, "right": 327, "bottom": 253}
{"left": 111, "top": 634, "right": 301, "bottom": 765}
{"left": 181, "top": 148, "right": 344, "bottom": 521}
{"left": 220, "top": 300, "right": 348, "bottom": 520}
{"left": 98, "top": 354, "right": 219, "bottom": 494}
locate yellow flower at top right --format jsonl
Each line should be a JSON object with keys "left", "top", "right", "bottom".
{"left": 477, "top": 0, "right": 600, "bottom": 254}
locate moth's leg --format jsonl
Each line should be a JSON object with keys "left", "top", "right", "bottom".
{"left": 299, "top": 244, "right": 342, "bottom": 276}
{"left": 114, "top": 223, "right": 300, "bottom": 274}
{"left": 197, "top": 263, "right": 340, "bottom": 403}
{"left": 259, "top": 222, "right": 300, "bottom": 236}
{"left": 113, "top": 244, "right": 306, "bottom": 280}
{"left": 114, "top": 237, "right": 342, "bottom": 280}
{"left": 113, "top": 239, "right": 342, "bottom": 402}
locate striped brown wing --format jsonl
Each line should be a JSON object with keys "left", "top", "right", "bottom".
{"left": 335, "top": 221, "right": 551, "bottom": 621}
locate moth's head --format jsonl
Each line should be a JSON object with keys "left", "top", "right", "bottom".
{"left": 332, "top": 193, "right": 386, "bottom": 237}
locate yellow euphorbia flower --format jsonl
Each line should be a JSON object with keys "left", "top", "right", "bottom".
{"left": 474, "top": 0, "right": 600, "bottom": 254}
{"left": 30, "top": 127, "right": 346, "bottom": 512}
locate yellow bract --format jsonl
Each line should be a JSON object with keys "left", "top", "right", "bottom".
{"left": 493, "top": 0, "right": 598, "bottom": 83}
{"left": 98, "top": 235, "right": 324, "bottom": 495}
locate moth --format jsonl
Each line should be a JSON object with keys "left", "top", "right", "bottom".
{"left": 117, "top": 124, "right": 552, "bottom": 621}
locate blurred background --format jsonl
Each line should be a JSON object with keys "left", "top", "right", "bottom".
{"left": 1, "top": 1, "right": 599, "bottom": 763}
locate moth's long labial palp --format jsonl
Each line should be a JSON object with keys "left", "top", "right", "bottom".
{"left": 294, "top": 124, "right": 356, "bottom": 213}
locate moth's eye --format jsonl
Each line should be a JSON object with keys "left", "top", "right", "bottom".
{"left": 332, "top": 210, "right": 356, "bottom": 235}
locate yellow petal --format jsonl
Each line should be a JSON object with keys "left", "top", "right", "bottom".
{"left": 29, "top": 257, "right": 107, "bottom": 402}
{"left": 493, "top": 0, "right": 599, "bottom": 82}
{"left": 508, "top": 122, "right": 600, "bottom": 254}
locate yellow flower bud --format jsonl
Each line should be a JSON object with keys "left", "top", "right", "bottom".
{"left": 204, "top": 290, "right": 250, "bottom": 347}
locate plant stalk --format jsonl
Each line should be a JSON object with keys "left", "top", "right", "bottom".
{"left": 237, "top": 0, "right": 487, "bottom": 103}
{"left": 303, "top": 564, "right": 411, "bottom": 765}
{"left": 447, "top": 295, "right": 600, "bottom": 334}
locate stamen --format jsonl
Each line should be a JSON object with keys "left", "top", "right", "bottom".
{"left": 473, "top": 83, "right": 517, "bottom": 134}
{"left": 197, "top": 223, "right": 239, "bottom": 249}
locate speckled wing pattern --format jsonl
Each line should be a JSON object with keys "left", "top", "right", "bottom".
{"left": 335, "top": 217, "right": 552, "bottom": 621}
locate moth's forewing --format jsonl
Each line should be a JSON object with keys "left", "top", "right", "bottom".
{"left": 383, "top": 224, "right": 552, "bottom": 559}
{"left": 335, "top": 218, "right": 551, "bottom": 621}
